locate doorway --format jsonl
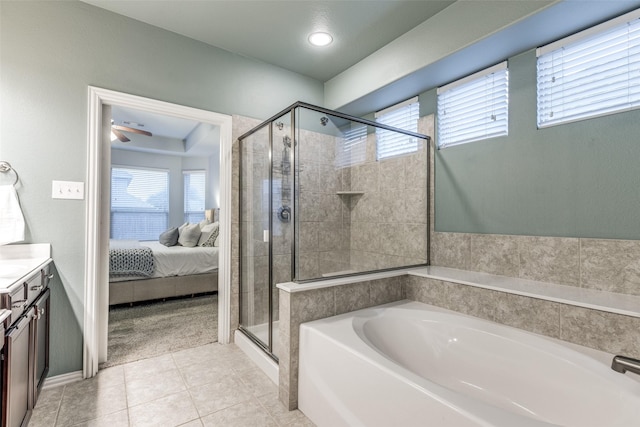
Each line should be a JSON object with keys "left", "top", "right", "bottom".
{"left": 84, "top": 87, "right": 233, "bottom": 378}
{"left": 105, "top": 105, "right": 220, "bottom": 367}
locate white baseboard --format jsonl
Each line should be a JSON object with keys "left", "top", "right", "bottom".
{"left": 42, "top": 370, "right": 83, "bottom": 390}
{"left": 235, "top": 330, "right": 278, "bottom": 385}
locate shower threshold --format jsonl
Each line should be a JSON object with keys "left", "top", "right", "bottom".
{"left": 235, "top": 325, "right": 279, "bottom": 385}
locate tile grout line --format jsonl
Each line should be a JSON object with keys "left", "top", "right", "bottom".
{"left": 52, "top": 384, "right": 66, "bottom": 427}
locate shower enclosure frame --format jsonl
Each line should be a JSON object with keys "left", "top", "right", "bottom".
{"left": 238, "top": 101, "right": 431, "bottom": 360}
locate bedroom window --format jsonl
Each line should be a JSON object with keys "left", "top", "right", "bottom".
{"left": 375, "top": 97, "right": 419, "bottom": 160}
{"left": 110, "top": 166, "right": 169, "bottom": 241}
{"left": 184, "top": 170, "right": 206, "bottom": 223}
{"left": 437, "top": 62, "right": 509, "bottom": 148}
{"left": 537, "top": 9, "right": 640, "bottom": 127}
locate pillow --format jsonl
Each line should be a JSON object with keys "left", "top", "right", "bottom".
{"left": 178, "top": 222, "right": 189, "bottom": 235}
{"left": 199, "top": 218, "right": 211, "bottom": 229}
{"left": 200, "top": 222, "right": 217, "bottom": 233}
{"left": 198, "top": 222, "right": 219, "bottom": 247}
{"left": 213, "top": 235, "right": 219, "bottom": 247}
{"left": 198, "top": 223, "right": 218, "bottom": 246}
{"left": 159, "top": 227, "right": 179, "bottom": 247}
{"left": 178, "top": 223, "right": 201, "bottom": 247}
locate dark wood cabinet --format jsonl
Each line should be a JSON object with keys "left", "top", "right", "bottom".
{"left": 2, "top": 261, "right": 51, "bottom": 427}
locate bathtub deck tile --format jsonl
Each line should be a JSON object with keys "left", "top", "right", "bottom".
{"left": 559, "top": 305, "right": 640, "bottom": 359}
{"left": 518, "top": 236, "right": 580, "bottom": 287}
{"left": 494, "top": 293, "right": 563, "bottom": 339}
{"left": 335, "top": 281, "right": 370, "bottom": 315}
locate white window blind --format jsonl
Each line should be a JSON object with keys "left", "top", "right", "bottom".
{"left": 335, "top": 124, "right": 367, "bottom": 168}
{"left": 111, "top": 166, "right": 169, "bottom": 240}
{"left": 537, "top": 9, "right": 640, "bottom": 128}
{"left": 437, "top": 62, "right": 509, "bottom": 148}
{"left": 375, "top": 97, "right": 419, "bottom": 160}
{"left": 184, "top": 170, "right": 206, "bottom": 223}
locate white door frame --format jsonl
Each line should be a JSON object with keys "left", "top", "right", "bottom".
{"left": 83, "top": 86, "right": 233, "bottom": 378}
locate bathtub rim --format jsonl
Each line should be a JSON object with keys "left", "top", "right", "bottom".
{"left": 301, "top": 299, "right": 640, "bottom": 385}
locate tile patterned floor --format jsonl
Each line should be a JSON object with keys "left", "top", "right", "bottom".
{"left": 29, "top": 343, "right": 315, "bottom": 427}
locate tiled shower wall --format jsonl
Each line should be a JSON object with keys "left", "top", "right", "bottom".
{"left": 347, "top": 127, "right": 429, "bottom": 272}
{"left": 297, "top": 127, "right": 351, "bottom": 279}
{"left": 295, "top": 115, "right": 433, "bottom": 279}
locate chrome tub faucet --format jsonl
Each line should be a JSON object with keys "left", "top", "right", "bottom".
{"left": 611, "top": 355, "right": 640, "bottom": 376}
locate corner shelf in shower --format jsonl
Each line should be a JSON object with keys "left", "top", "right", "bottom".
{"left": 336, "top": 191, "right": 364, "bottom": 196}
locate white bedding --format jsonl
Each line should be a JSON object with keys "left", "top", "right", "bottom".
{"left": 109, "top": 240, "right": 218, "bottom": 281}
{"left": 141, "top": 241, "right": 218, "bottom": 277}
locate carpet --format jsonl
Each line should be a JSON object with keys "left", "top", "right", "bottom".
{"left": 101, "top": 293, "right": 218, "bottom": 369}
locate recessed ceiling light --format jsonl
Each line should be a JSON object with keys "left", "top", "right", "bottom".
{"left": 308, "top": 32, "right": 333, "bottom": 47}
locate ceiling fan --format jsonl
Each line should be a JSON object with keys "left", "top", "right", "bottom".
{"left": 111, "top": 120, "right": 152, "bottom": 142}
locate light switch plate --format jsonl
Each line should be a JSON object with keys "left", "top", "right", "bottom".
{"left": 52, "top": 180, "right": 85, "bottom": 200}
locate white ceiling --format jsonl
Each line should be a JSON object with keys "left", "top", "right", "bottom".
{"left": 82, "top": 0, "right": 640, "bottom": 117}
{"left": 111, "top": 105, "right": 218, "bottom": 157}
{"left": 112, "top": 105, "right": 199, "bottom": 139}
{"left": 88, "top": 0, "right": 640, "bottom": 118}
{"left": 82, "top": 0, "right": 455, "bottom": 82}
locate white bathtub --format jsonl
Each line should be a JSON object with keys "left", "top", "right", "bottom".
{"left": 298, "top": 300, "right": 640, "bottom": 427}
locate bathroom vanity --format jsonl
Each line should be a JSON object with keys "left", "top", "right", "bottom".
{"left": 0, "top": 244, "right": 52, "bottom": 427}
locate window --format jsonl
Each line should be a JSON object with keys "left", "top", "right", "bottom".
{"left": 537, "top": 9, "right": 640, "bottom": 127}
{"left": 375, "top": 97, "right": 419, "bottom": 160}
{"left": 111, "top": 166, "right": 169, "bottom": 240}
{"left": 184, "top": 170, "right": 206, "bottom": 223}
{"left": 437, "top": 62, "right": 509, "bottom": 148}
{"left": 335, "top": 124, "right": 367, "bottom": 168}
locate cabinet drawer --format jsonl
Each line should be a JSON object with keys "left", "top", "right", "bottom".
{"left": 2, "top": 283, "right": 27, "bottom": 326}
{"left": 26, "top": 271, "right": 46, "bottom": 305}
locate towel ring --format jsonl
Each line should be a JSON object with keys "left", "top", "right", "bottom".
{"left": 0, "top": 161, "right": 19, "bottom": 186}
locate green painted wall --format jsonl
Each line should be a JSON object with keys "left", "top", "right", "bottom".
{"left": 428, "top": 49, "right": 640, "bottom": 239}
{"left": 0, "top": 1, "right": 323, "bottom": 376}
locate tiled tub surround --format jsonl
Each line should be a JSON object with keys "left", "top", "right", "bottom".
{"left": 407, "top": 267, "right": 640, "bottom": 359}
{"left": 277, "top": 271, "right": 407, "bottom": 410}
{"left": 276, "top": 266, "right": 640, "bottom": 410}
{"left": 431, "top": 232, "right": 640, "bottom": 296}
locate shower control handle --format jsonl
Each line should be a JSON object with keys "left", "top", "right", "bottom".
{"left": 278, "top": 206, "right": 291, "bottom": 223}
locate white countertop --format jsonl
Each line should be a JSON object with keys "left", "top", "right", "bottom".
{"left": 0, "top": 244, "right": 52, "bottom": 291}
{"left": 0, "top": 309, "right": 10, "bottom": 325}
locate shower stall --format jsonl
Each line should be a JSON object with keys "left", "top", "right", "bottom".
{"left": 238, "top": 102, "right": 430, "bottom": 359}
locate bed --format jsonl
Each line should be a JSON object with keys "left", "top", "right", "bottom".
{"left": 109, "top": 239, "right": 219, "bottom": 305}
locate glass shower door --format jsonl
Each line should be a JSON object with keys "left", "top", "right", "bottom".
{"left": 239, "top": 125, "right": 271, "bottom": 351}
{"left": 270, "top": 113, "right": 293, "bottom": 358}
{"left": 239, "top": 111, "right": 293, "bottom": 359}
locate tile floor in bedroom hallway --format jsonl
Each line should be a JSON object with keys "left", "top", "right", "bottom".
{"left": 28, "top": 343, "right": 315, "bottom": 427}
